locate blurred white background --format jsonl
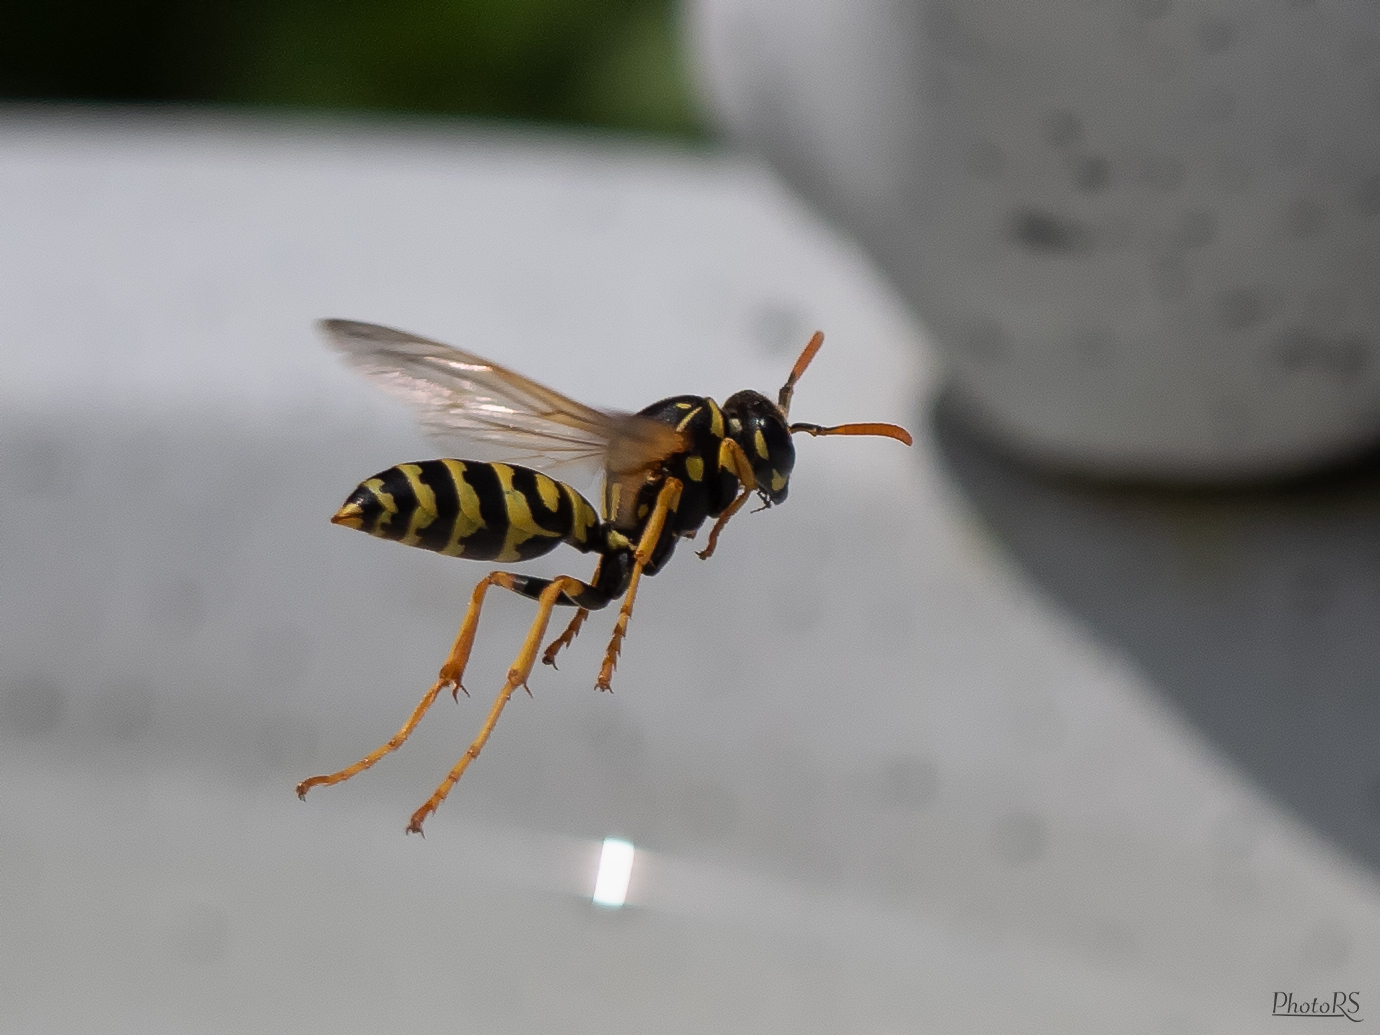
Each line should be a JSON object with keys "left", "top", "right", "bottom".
{"left": 1, "top": 108, "right": 1377, "bottom": 1034}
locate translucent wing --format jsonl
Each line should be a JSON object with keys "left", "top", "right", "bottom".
{"left": 320, "top": 320, "right": 685, "bottom": 484}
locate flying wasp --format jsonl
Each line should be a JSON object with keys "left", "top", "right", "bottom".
{"left": 298, "top": 320, "right": 913, "bottom": 834}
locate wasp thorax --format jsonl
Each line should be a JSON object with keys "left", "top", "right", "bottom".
{"left": 723, "top": 389, "right": 795, "bottom": 504}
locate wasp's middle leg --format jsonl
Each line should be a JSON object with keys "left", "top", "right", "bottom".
{"left": 541, "top": 607, "right": 589, "bottom": 669}
{"left": 540, "top": 557, "right": 608, "bottom": 669}
{"left": 597, "top": 478, "right": 683, "bottom": 690}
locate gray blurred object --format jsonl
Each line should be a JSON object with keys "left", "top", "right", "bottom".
{"left": 688, "top": 0, "right": 1380, "bottom": 480}
{"left": 4, "top": 107, "right": 1380, "bottom": 1033}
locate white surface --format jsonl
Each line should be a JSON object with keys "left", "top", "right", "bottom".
{"left": 689, "top": 0, "right": 1380, "bottom": 479}
{"left": 1, "top": 107, "right": 1378, "bottom": 1033}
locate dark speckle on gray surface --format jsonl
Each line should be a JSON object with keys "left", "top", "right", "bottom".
{"left": 1198, "top": 17, "right": 1234, "bottom": 53}
{"left": 1008, "top": 209, "right": 1093, "bottom": 254}
{"left": 1152, "top": 256, "right": 1191, "bottom": 300}
{"left": 872, "top": 756, "right": 940, "bottom": 810}
{"left": 1283, "top": 197, "right": 1327, "bottom": 238}
{"left": 1043, "top": 110, "right": 1084, "bottom": 149}
{"left": 1081, "top": 919, "right": 1140, "bottom": 965}
{"left": 992, "top": 811, "right": 1047, "bottom": 866}
{"left": 923, "top": 1, "right": 987, "bottom": 63}
{"left": 750, "top": 301, "right": 808, "bottom": 356}
{"left": 1141, "top": 155, "right": 1186, "bottom": 192}
{"left": 1071, "top": 155, "right": 1112, "bottom": 193}
{"left": 1130, "top": 0, "right": 1172, "bottom": 20}
{"left": 1288, "top": 568, "right": 1335, "bottom": 625}
{"left": 6, "top": 431, "right": 78, "bottom": 499}
{"left": 94, "top": 681, "right": 155, "bottom": 741}
{"left": 965, "top": 139, "right": 1005, "bottom": 178}
{"left": 1342, "top": 32, "right": 1378, "bottom": 67}
{"left": 1275, "top": 330, "right": 1368, "bottom": 378}
{"left": 1357, "top": 172, "right": 1380, "bottom": 215}
{"left": 1366, "top": 774, "right": 1380, "bottom": 818}
{"left": 1196, "top": 87, "right": 1237, "bottom": 124}
{"left": 1146, "top": 42, "right": 1184, "bottom": 81}
{"left": 1071, "top": 328, "right": 1118, "bottom": 367}
{"left": 1215, "top": 287, "right": 1268, "bottom": 330}
{"left": 1176, "top": 209, "right": 1217, "bottom": 249}
{"left": 1273, "top": 128, "right": 1311, "bottom": 170}
{"left": 1, "top": 674, "right": 65, "bottom": 737}
{"left": 1216, "top": 156, "right": 1253, "bottom": 193}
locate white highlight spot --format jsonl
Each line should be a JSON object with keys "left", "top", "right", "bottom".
{"left": 592, "top": 837, "right": 635, "bottom": 908}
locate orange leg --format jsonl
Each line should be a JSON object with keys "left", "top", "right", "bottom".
{"left": 697, "top": 438, "right": 758, "bottom": 561}
{"left": 541, "top": 606, "right": 590, "bottom": 669}
{"left": 697, "top": 487, "right": 751, "bottom": 561}
{"left": 407, "top": 575, "right": 589, "bottom": 835}
{"left": 597, "top": 478, "right": 682, "bottom": 690}
{"left": 295, "top": 570, "right": 523, "bottom": 801}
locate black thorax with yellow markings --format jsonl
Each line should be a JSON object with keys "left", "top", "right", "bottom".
{"left": 606, "top": 394, "right": 739, "bottom": 575}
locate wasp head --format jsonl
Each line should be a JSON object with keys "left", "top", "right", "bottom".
{"left": 722, "top": 390, "right": 796, "bottom": 505}
{"left": 722, "top": 332, "right": 913, "bottom": 507}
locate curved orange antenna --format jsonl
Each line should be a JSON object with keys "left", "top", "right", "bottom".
{"left": 778, "top": 331, "right": 825, "bottom": 416}
{"left": 789, "top": 422, "right": 913, "bottom": 446}
{"left": 777, "top": 331, "right": 912, "bottom": 446}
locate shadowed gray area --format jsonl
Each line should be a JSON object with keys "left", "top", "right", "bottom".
{"left": 934, "top": 391, "right": 1380, "bottom": 873}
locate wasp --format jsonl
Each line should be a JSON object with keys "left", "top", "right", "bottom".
{"left": 298, "top": 320, "right": 912, "bottom": 833}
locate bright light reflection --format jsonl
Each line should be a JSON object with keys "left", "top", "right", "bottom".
{"left": 592, "top": 837, "right": 635, "bottom": 907}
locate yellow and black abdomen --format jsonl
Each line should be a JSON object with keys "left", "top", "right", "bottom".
{"left": 333, "top": 460, "right": 601, "bottom": 564}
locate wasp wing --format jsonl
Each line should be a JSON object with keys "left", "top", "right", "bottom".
{"left": 320, "top": 319, "right": 684, "bottom": 484}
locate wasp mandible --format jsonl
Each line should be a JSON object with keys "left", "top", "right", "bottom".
{"left": 297, "top": 320, "right": 912, "bottom": 833}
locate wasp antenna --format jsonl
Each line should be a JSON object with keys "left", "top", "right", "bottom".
{"left": 789, "top": 421, "right": 914, "bottom": 446}
{"left": 778, "top": 331, "right": 826, "bottom": 416}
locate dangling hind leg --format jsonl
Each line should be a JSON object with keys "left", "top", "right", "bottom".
{"left": 296, "top": 568, "right": 603, "bottom": 803}
{"left": 407, "top": 574, "right": 592, "bottom": 834}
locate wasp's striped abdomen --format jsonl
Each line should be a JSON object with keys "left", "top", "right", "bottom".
{"left": 333, "top": 460, "right": 601, "bottom": 564}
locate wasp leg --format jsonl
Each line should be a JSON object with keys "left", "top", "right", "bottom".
{"left": 597, "top": 478, "right": 683, "bottom": 691}
{"left": 540, "top": 557, "right": 604, "bottom": 668}
{"left": 407, "top": 575, "right": 590, "bottom": 835}
{"left": 295, "top": 677, "right": 451, "bottom": 802}
{"left": 296, "top": 568, "right": 605, "bottom": 803}
{"left": 698, "top": 438, "right": 757, "bottom": 560}
{"left": 542, "top": 607, "right": 589, "bottom": 669}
